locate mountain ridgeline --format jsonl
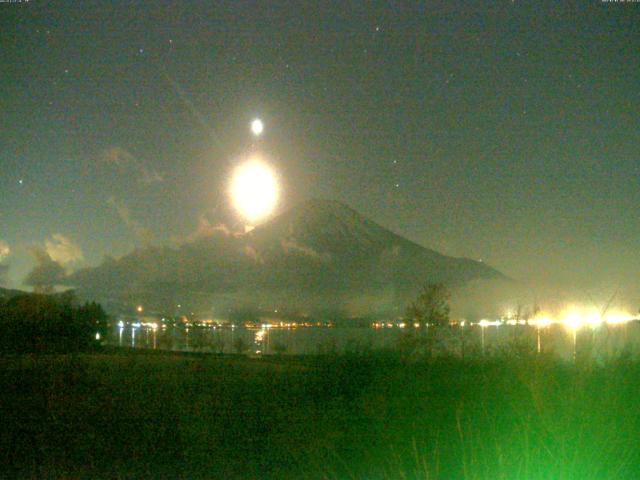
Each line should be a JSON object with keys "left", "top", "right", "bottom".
{"left": 69, "top": 200, "right": 508, "bottom": 317}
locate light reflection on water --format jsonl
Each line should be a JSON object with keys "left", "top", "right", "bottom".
{"left": 109, "top": 321, "right": 640, "bottom": 360}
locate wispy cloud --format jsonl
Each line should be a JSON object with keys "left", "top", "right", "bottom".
{"left": 102, "top": 146, "right": 164, "bottom": 184}
{"left": 139, "top": 165, "right": 164, "bottom": 184}
{"left": 102, "top": 146, "right": 136, "bottom": 167}
{"left": 280, "top": 238, "right": 329, "bottom": 260}
{"left": 107, "top": 196, "right": 155, "bottom": 244}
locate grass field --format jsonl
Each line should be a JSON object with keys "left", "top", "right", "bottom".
{"left": 1, "top": 347, "right": 640, "bottom": 479}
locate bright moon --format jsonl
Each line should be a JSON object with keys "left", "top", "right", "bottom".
{"left": 230, "top": 160, "right": 279, "bottom": 223}
{"left": 251, "top": 118, "right": 264, "bottom": 136}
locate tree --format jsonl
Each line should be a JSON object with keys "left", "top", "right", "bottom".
{"left": 76, "top": 301, "right": 109, "bottom": 340}
{"left": 405, "top": 283, "right": 451, "bottom": 328}
{"left": 0, "top": 292, "right": 108, "bottom": 353}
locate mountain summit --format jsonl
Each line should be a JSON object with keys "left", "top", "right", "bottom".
{"left": 69, "top": 199, "right": 506, "bottom": 316}
{"left": 252, "top": 199, "right": 417, "bottom": 257}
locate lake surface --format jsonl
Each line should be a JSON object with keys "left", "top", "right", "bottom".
{"left": 107, "top": 320, "right": 640, "bottom": 361}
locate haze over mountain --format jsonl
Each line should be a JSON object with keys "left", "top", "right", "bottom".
{"left": 67, "top": 199, "right": 509, "bottom": 318}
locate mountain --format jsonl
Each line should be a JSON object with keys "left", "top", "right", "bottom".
{"left": 0, "top": 287, "right": 27, "bottom": 301}
{"left": 68, "top": 199, "right": 508, "bottom": 317}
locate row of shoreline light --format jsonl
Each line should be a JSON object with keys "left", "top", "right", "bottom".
{"left": 118, "top": 312, "right": 638, "bottom": 332}
{"left": 371, "top": 309, "right": 638, "bottom": 331}
{"left": 478, "top": 308, "right": 637, "bottom": 330}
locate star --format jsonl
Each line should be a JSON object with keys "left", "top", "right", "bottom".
{"left": 18, "top": 179, "right": 23, "bottom": 185}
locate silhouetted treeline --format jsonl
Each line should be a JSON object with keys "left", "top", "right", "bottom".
{"left": 0, "top": 291, "right": 108, "bottom": 353}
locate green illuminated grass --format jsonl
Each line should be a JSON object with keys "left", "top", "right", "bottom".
{"left": 1, "top": 349, "right": 639, "bottom": 479}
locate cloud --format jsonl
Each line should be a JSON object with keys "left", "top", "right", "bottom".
{"left": 24, "top": 247, "right": 66, "bottom": 290}
{"left": 0, "top": 240, "right": 10, "bottom": 262}
{"left": 102, "top": 146, "right": 164, "bottom": 184}
{"left": 244, "top": 245, "right": 263, "bottom": 263}
{"left": 139, "top": 165, "right": 164, "bottom": 184}
{"left": 107, "top": 196, "right": 155, "bottom": 244}
{"left": 0, "top": 264, "right": 8, "bottom": 285}
{"left": 280, "top": 238, "right": 329, "bottom": 261}
{"left": 20, "top": 235, "right": 82, "bottom": 289}
{"left": 172, "top": 213, "right": 244, "bottom": 245}
{"left": 0, "top": 240, "right": 11, "bottom": 285}
{"left": 44, "top": 234, "right": 84, "bottom": 266}
{"left": 102, "top": 146, "right": 137, "bottom": 167}
{"left": 193, "top": 214, "right": 234, "bottom": 238}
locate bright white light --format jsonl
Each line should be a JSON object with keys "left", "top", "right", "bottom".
{"left": 530, "top": 316, "right": 553, "bottom": 328}
{"left": 605, "top": 311, "right": 635, "bottom": 325}
{"left": 478, "top": 319, "right": 501, "bottom": 327}
{"left": 251, "top": 118, "right": 264, "bottom": 136}
{"left": 230, "top": 159, "right": 279, "bottom": 222}
{"left": 585, "top": 311, "right": 603, "bottom": 329}
{"left": 562, "top": 310, "right": 582, "bottom": 331}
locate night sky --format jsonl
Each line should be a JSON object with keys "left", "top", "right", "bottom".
{"left": 1, "top": 1, "right": 639, "bottom": 304}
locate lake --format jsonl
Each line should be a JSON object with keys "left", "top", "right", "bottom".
{"left": 107, "top": 320, "right": 640, "bottom": 361}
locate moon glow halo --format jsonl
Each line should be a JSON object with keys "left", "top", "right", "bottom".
{"left": 230, "top": 160, "right": 279, "bottom": 223}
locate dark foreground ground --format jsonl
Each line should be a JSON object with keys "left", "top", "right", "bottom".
{"left": 1, "top": 348, "right": 640, "bottom": 479}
